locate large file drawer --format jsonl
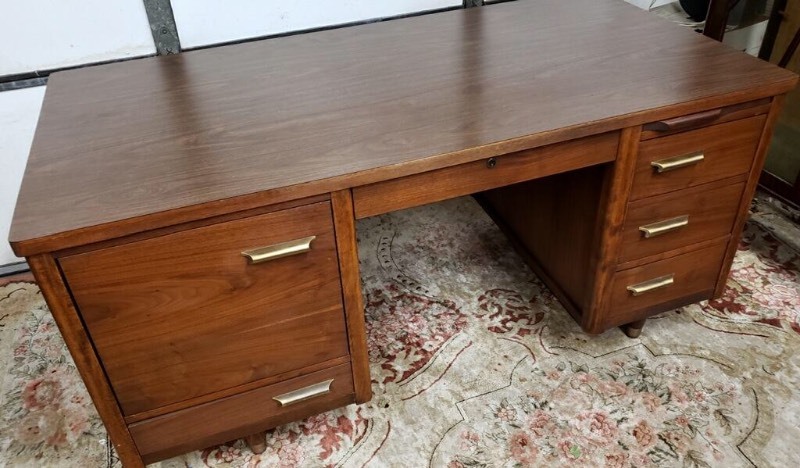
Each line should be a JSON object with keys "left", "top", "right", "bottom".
{"left": 60, "top": 201, "right": 349, "bottom": 416}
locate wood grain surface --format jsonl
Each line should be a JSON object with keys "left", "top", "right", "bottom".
{"left": 10, "top": 0, "right": 797, "bottom": 255}
{"left": 59, "top": 202, "right": 349, "bottom": 415}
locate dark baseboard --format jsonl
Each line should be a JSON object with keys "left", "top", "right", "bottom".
{"left": 759, "top": 171, "right": 800, "bottom": 209}
{"left": 184, "top": 6, "right": 463, "bottom": 53}
{"left": 0, "top": 261, "right": 30, "bottom": 277}
{"left": 0, "top": 4, "right": 470, "bottom": 89}
{"left": 0, "top": 54, "right": 157, "bottom": 89}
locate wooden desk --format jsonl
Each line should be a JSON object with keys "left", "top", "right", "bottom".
{"left": 9, "top": 0, "right": 797, "bottom": 465}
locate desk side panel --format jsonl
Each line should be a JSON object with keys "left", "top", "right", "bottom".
{"left": 26, "top": 254, "right": 144, "bottom": 467}
{"left": 479, "top": 164, "right": 609, "bottom": 319}
{"left": 714, "top": 94, "right": 788, "bottom": 297}
{"left": 331, "top": 189, "right": 372, "bottom": 403}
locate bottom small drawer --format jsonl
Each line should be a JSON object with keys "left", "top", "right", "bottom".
{"left": 605, "top": 241, "right": 728, "bottom": 328}
{"left": 130, "top": 363, "right": 355, "bottom": 464}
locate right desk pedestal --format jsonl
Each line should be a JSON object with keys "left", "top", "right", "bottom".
{"left": 481, "top": 96, "right": 785, "bottom": 335}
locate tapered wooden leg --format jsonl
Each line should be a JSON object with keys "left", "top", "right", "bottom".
{"left": 622, "top": 319, "right": 646, "bottom": 338}
{"left": 244, "top": 431, "right": 267, "bottom": 454}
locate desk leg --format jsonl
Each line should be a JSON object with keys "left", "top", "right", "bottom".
{"left": 28, "top": 255, "right": 144, "bottom": 467}
{"left": 621, "top": 319, "right": 646, "bottom": 338}
{"left": 331, "top": 189, "right": 373, "bottom": 403}
{"left": 244, "top": 431, "right": 267, "bottom": 454}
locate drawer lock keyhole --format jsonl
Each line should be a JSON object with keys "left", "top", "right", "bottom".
{"left": 486, "top": 157, "right": 497, "bottom": 169}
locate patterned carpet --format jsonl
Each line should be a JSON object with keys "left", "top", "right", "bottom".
{"left": 0, "top": 194, "right": 798, "bottom": 467}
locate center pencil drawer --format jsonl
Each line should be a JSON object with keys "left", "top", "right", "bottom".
{"left": 353, "top": 132, "right": 619, "bottom": 218}
{"left": 59, "top": 201, "right": 349, "bottom": 416}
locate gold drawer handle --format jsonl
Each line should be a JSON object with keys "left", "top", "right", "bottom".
{"left": 242, "top": 236, "right": 316, "bottom": 264}
{"left": 273, "top": 379, "right": 334, "bottom": 407}
{"left": 627, "top": 274, "right": 674, "bottom": 296}
{"left": 651, "top": 152, "right": 704, "bottom": 173}
{"left": 639, "top": 215, "right": 689, "bottom": 238}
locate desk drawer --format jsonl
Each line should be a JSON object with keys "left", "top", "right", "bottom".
{"left": 353, "top": 132, "right": 619, "bottom": 218}
{"left": 605, "top": 241, "right": 727, "bottom": 328}
{"left": 60, "top": 201, "right": 349, "bottom": 416}
{"left": 631, "top": 116, "right": 764, "bottom": 200}
{"left": 130, "top": 363, "right": 355, "bottom": 464}
{"left": 619, "top": 182, "right": 744, "bottom": 263}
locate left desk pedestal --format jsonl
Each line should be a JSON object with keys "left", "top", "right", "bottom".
{"left": 27, "top": 191, "right": 371, "bottom": 466}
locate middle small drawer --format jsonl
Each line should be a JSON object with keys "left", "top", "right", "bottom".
{"left": 618, "top": 181, "right": 744, "bottom": 263}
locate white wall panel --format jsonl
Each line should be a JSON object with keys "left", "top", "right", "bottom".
{"left": 172, "top": 0, "right": 462, "bottom": 48}
{"left": 0, "top": 86, "right": 46, "bottom": 265}
{"left": 0, "top": 1, "right": 155, "bottom": 76}
{"left": 723, "top": 20, "right": 769, "bottom": 56}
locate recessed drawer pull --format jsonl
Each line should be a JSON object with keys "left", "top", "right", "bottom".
{"left": 627, "top": 274, "right": 674, "bottom": 296}
{"left": 242, "top": 236, "right": 316, "bottom": 264}
{"left": 644, "top": 108, "right": 723, "bottom": 133}
{"left": 639, "top": 215, "right": 689, "bottom": 238}
{"left": 272, "top": 379, "right": 334, "bottom": 407}
{"left": 651, "top": 152, "right": 705, "bottom": 173}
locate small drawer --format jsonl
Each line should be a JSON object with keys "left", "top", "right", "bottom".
{"left": 60, "top": 201, "right": 349, "bottom": 416}
{"left": 631, "top": 115, "right": 764, "bottom": 200}
{"left": 130, "top": 363, "right": 355, "bottom": 464}
{"left": 619, "top": 182, "right": 744, "bottom": 263}
{"left": 605, "top": 242, "right": 727, "bottom": 328}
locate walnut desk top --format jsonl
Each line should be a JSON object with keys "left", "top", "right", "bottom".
{"left": 9, "top": 0, "right": 796, "bottom": 256}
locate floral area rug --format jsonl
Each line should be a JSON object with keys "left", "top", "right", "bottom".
{"left": 0, "top": 195, "right": 798, "bottom": 468}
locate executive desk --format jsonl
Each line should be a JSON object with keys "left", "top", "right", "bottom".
{"left": 8, "top": 0, "right": 798, "bottom": 465}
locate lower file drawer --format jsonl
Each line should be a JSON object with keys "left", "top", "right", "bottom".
{"left": 605, "top": 241, "right": 728, "bottom": 328}
{"left": 130, "top": 363, "right": 356, "bottom": 464}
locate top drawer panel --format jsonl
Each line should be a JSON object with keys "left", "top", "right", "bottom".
{"left": 631, "top": 115, "right": 765, "bottom": 200}
{"left": 640, "top": 98, "right": 771, "bottom": 140}
{"left": 60, "top": 201, "right": 348, "bottom": 416}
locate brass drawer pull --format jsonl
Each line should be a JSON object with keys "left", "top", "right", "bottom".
{"left": 651, "top": 152, "right": 704, "bottom": 173}
{"left": 242, "top": 236, "right": 316, "bottom": 264}
{"left": 273, "top": 379, "right": 334, "bottom": 407}
{"left": 627, "top": 274, "right": 674, "bottom": 296}
{"left": 639, "top": 215, "right": 689, "bottom": 238}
